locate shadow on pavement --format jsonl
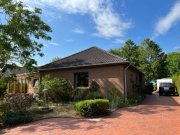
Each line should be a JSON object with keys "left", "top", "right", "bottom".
{"left": 141, "top": 94, "right": 179, "bottom": 106}
{"left": 0, "top": 94, "right": 179, "bottom": 134}
{"left": 0, "top": 117, "right": 111, "bottom": 134}
{"left": 109, "top": 94, "right": 179, "bottom": 118}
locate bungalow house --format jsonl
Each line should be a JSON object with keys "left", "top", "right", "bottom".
{"left": 39, "top": 47, "right": 144, "bottom": 98}
{"left": 4, "top": 47, "right": 144, "bottom": 99}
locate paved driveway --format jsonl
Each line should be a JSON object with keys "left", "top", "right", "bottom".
{"left": 1, "top": 94, "right": 180, "bottom": 135}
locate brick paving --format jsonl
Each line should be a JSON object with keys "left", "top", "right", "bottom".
{"left": 1, "top": 94, "right": 180, "bottom": 135}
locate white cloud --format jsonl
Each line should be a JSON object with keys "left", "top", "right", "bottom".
{"left": 154, "top": 1, "right": 180, "bottom": 37}
{"left": 113, "top": 39, "right": 125, "bottom": 44}
{"left": 18, "top": 0, "right": 131, "bottom": 38}
{"left": 174, "top": 46, "right": 180, "bottom": 52}
{"left": 72, "top": 28, "right": 85, "bottom": 34}
{"left": 44, "top": 11, "right": 61, "bottom": 22}
{"left": 92, "top": 8, "right": 131, "bottom": 38}
{"left": 65, "top": 39, "right": 73, "bottom": 42}
{"left": 43, "top": 44, "right": 49, "bottom": 48}
{"left": 49, "top": 42, "right": 59, "bottom": 46}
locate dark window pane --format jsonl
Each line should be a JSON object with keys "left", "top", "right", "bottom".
{"left": 33, "top": 79, "right": 39, "bottom": 88}
{"left": 160, "top": 83, "right": 173, "bottom": 87}
{"left": 74, "top": 72, "right": 89, "bottom": 87}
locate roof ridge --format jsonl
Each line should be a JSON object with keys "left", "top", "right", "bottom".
{"left": 40, "top": 46, "right": 129, "bottom": 69}
{"left": 93, "top": 46, "right": 128, "bottom": 62}
{"left": 40, "top": 46, "right": 97, "bottom": 67}
{"left": 61, "top": 47, "right": 96, "bottom": 61}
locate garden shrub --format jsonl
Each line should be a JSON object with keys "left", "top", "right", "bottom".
{"left": 0, "top": 101, "right": 9, "bottom": 123}
{"left": 2, "top": 111, "right": 33, "bottom": 126}
{"left": 0, "top": 101, "right": 9, "bottom": 113}
{"left": 4, "top": 93, "right": 35, "bottom": 112}
{"left": 36, "top": 99, "right": 44, "bottom": 106}
{"left": 87, "top": 91, "right": 103, "bottom": 99}
{"left": 173, "top": 71, "right": 180, "bottom": 95}
{"left": 126, "top": 96, "right": 142, "bottom": 105}
{"left": 74, "top": 99, "right": 110, "bottom": 117}
{"left": 89, "top": 81, "right": 100, "bottom": 92}
{"left": 39, "top": 76, "right": 73, "bottom": 102}
{"left": 87, "top": 81, "right": 103, "bottom": 99}
{"left": 73, "top": 81, "right": 103, "bottom": 101}
{"left": 107, "top": 86, "right": 124, "bottom": 108}
{"left": 72, "top": 88, "right": 89, "bottom": 101}
{"left": 0, "top": 79, "right": 7, "bottom": 98}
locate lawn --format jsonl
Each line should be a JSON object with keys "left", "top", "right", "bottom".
{"left": 30, "top": 102, "right": 79, "bottom": 121}
{"left": 0, "top": 101, "right": 79, "bottom": 128}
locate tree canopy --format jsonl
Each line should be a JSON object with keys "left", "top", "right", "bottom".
{"left": 110, "top": 38, "right": 167, "bottom": 83}
{"left": 138, "top": 39, "right": 167, "bottom": 82}
{"left": 50, "top": 57, "right": 61, "bottom": 62}
{"left": 110, "top": 40, "right": 140, "bottom": 67}
{"left": 0, "top": 0, "right": 52, "bottom": 71}
{"left": 166, "top": 52, "right": 180, "bottom": 76}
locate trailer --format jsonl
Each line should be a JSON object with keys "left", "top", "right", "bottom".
{"left": 156, "top": 78, "right": 173, "bottom": 91}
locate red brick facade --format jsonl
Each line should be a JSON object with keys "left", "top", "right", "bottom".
{"left": 39, "top": 64, "right": 144, "bottom": 97}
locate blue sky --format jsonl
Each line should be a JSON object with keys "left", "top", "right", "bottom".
{"left": 19, "top": 0, "right": 180, "bottom": 65}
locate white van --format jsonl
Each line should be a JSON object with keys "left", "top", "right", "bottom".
{"left": 156, "top": 78, "right": 173, "bottom": 91}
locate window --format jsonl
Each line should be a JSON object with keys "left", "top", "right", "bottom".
{"left": 74, "top": 72, "right": 89, "bottom": 87}
{"left": 33, "top": 79, "right": 39, "bottom": 88}
{"left": 160, "top": 83, "right": 173, "bottom": 87}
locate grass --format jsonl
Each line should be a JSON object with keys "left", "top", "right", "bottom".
{"left": 0, "top": 101, "right": 78, "bottom": 128}
{"left": 30, "top": 96, "right": 143, "bottom": 121}
{"left": 30, "top": 102, "right": 79, "bottom": 121}
{"left": 0, "top": 96, "right": 143, "bottom": 128}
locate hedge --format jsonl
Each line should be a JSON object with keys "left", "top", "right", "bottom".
{"left": 74, "top": 99, "right": 110, "bottom": 117}
{"left": 173, "top": 71, "right": 180, "bottom": 95}
{"left": 2, "top": 111, "right": 33, "bottom": 126}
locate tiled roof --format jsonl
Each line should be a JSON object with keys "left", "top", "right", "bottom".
{"left": 40, "top": 46, "right": 128, "bottom": 70}
{"left": 2, "top": 67, "right": 28, "bottom": 76}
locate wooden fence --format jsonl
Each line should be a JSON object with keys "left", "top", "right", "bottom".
{"left": 7, "top": 79, "right": 28, "bottom": 93}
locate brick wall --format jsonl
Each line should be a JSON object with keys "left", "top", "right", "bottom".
{"left": 126, "top": 68, "right": 145, "bottom": 98}
{"left": 7, "top": 65, "right": 144, "bottom": 98}
{"left": 40, "top": 65, "right": 125, "bottom": 96}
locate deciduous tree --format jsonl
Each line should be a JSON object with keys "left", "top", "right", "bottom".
{"left": 0, "top": 0, "right": 52, "bottom": 71}
{"left": 139, "top": 38, "right": 167, "bottom": 82}
{"left": 166, "top": 52, "right": 180, "bottom": 76}
{"left": 110, "top": 40, "right": 140, "bottom": 67}
{"left": 50, "top": 57, "right": 61, "bottom": 62}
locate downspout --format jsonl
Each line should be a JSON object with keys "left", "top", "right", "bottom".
{"left": 124, "top": 64, "right": 131, "bottom": 102}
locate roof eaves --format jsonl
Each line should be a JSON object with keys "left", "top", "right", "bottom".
{"left": 39, "top": 61, "right": 129, "bottom": 71}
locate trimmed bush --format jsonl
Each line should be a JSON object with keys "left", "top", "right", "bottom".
{"left": 74, "top": 99, "right": 110, "bottom": 117}
{"left": 2, "top": 111, "right": 33, "bottom": 126}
